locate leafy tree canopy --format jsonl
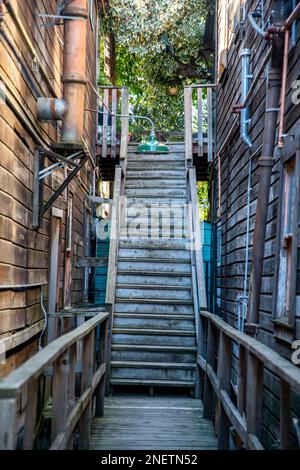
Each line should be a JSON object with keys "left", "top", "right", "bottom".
{"left": 100, "top": 0, "right": 214, "bottom": 139}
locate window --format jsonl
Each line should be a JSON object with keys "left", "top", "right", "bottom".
{"left": 274, "top": 149, "right": 300, "bottom": 328}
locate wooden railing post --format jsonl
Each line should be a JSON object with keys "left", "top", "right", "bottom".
{"left": 51, "top": 351, "right": 69, "bottom": 443}
{"left": 79, "top": 332, "right": 95, "bottom": 450}
{"left": 207, "top": 87, "right": 213, "bottom": 162}
{"left": 197, "top": 87, "right": 204, "bottom": 157}
{"left": 0, "top": 398, "right": 17, "bottom": 450}
{"left": 102, "top": 88, "right": 109, "bottom": 159}
{"left": 23, "top": 379, "right": 38, "bottom": 449}
{"left": 203, "top": 320, "right": 217, "bottom": 419}
{"left": 246, "top": 352, "right": 264, "bottom": 448}
{"left": 237, "top": 345, "right": 246, "bottom": 417}
{"left": 184, "top": 86, "right": 193, "bottom": 162}
{"left": 66, "top": 343, "right": 77, "bottom": 449}
{"left": 120, "top": 87, "right": 129, "bottom": 168}
{"left": 280, "top": 380, "right": 292, "bottom": 449}
{"left": 111, "top": 88, "right": 117, "bottom": 159}
{"left": 216, "top": 332, "right": 232, "bottom": 449}
{"left": 95, "top": 317, "right": 109, "bottom": 417}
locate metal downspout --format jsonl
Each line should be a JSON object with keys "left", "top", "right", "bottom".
{"left": 246, "top": 2, "right": 286, "bottom": 333}
{"left": 240, "top": 49, "right": 253, "bottom": 149}
{"left": 61, "top": 0, "right": 88, "bottom": 143}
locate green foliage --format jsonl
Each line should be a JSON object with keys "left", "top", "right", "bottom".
{"left": 100, "top": 0, "right": 214, "bottom": 139}
{"left": 197, "top": 181, "right": 209, "bottom": 221}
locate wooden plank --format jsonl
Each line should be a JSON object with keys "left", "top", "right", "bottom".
{"left": 0, "top": 398, "right": 17, "bottom": 450}
{"left": 102, "top": 88, "right": 109, "bottom": 159}
{"left": 246, "top": 352, "right": 264, "bottom": 447}
{"left": 120, "top": 87, "right": 129, "bottom": 163}
{"left": 79, "top": 331, "right": 94, "bottom": 450}
{"left": 51, "top": 351, "right": 69, "bottom": 443}
{"left": 197, "top": 88, "right": 204, "bottom": 157}
{"left": 280, "top": 380, "right": 292, "bottom": 449}
{"left": 95, "top": 318, "right": 108, "bottom": 417}
{"left": 23, "top": 379, "right": 38, "bottom": 449}
{"left": 47, "top": 209, "right": 62, "bottom": 343}
{"left": 207, "top": 87, "right": 213, "bottom": 162}
{"left": 111, "top": 88, "right": 117, "bottom": 159}
{"left": 203, "top": 321, "right": 217, "bottom": 419}
{"left": 237, "top": 345, "right": 246, "bottom": 416}
{"left": 184, "top": 87, "right": 193, "bottom": 161}
{"left": 216, "top": 332, "right": 231, "bottom": 449}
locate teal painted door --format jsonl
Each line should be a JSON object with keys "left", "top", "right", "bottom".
{"left": 94, "top": 219, "right": 110, "bottom": 305}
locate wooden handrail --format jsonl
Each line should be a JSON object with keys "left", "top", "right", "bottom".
{"left": 187, "top": 167, "right": 207, "bottom": 397}
{"left": 198, "top": 310, "right": 300, "bottom": 450}
{"left": 0, "top": 312, "right": 109, "bottom": 450}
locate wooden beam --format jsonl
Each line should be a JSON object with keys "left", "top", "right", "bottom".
{"left": 184, "top": 87, "right": 193, "bottom": 161}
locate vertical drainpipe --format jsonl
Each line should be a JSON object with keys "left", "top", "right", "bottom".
{"left": 246, "top": 1, "right": 286, "bottom": 334}
{"left": 240, "top": 49, "right": 253, "bottom": 149}
{"left": 61, "top": 0, "right": 88, "bottom": 143}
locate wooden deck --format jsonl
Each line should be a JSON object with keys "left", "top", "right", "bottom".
{"left": 90, "top": 395, "right": 217, "bottom": 450}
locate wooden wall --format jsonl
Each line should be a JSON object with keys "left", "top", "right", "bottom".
{"left": 214, "top": 0, "right": 300, "bottom": 448}
{"left": 0, "top": 0, "right": 99, "bottom": 377}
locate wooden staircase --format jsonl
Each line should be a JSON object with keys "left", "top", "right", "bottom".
{"left": 110, "top": 145, "right": 199, "bottom": 392}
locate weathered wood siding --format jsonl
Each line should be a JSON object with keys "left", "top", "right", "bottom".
{"left": 214, "top": 0, "right": 300, "bottom": 448}
{"left": 0, "top": 0, "right": 99, "bottom": 377}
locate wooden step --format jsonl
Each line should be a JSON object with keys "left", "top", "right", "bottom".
{"left": 112, "top": 328, "right": 196, "bottom": 347}
{"left": 119, "top": 248, "right": 191, "bottom": 262}
{"left": 113, "top": 313, "right": 195, "bottom": 330}
{"left": 127, "top": 154, "right": 185, "bottom": 162}
{"left": 125, "top": 198, "right": 186, "bottom": 207}
{"left": 111, "top": 344, "right": 197, "bottom": 363}
{"left": 127, "top": 162, "right": 185, "bottom": 170}
{"left": 116, "top": 273, "right": 192, "bottom": 287}
{"left": 119, "top": 238, "right": 190, "bottom": 250}
{"left": 115, "top": 285, "right": 192, "bottom": 301}
{"left": 117, "top": 260, "right": 191, "bottom": 274}
{"left": 114, "top": 302, "right": 194, "bottom": 315}
{"left": 110, "top": 361, "right": 196, "bottom": 382}
{"left": 125, "top": 188, "right": 186, "bottom": 198}
{"left": 109, "top": 378, "right": 195, "bottom": 389}
{"left": 126, "top": 171, "right": 186, "bottom": 179}
{"left": 125, "top": 180, "right": 186, "bottom": 188}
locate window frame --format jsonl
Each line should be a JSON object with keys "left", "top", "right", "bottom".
{"left": 273, "top": 139, "right": 300, "bottom": 331}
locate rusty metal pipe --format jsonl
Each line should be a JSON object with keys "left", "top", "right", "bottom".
{"left": 246, "top": 2, "right": 285, "bottom": 332}
{"left": 285, "top": 1, "right": 300, "bottom": 28}
{"left": 61, "top": 0, "right": 88, "bottom": 143}
{"left": 278, "top": 29, "right": 290, "bottom": 148}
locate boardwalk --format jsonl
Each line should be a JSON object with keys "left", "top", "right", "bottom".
{"left": 91, "top": 395, "right": 217, "bottom": 450}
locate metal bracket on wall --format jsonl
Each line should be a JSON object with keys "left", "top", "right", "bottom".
{"left": 33, "top": 146, "right": 89, "bottom": 229}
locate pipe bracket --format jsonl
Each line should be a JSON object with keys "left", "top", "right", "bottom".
{"left": 62, "top": 73, "right": 87, "bottom": 85}
{"left": 258, "top": 156, "right": 274, "bottom": 167}
{"left": 61, "top": 6, "right": 88, "bottom": 19}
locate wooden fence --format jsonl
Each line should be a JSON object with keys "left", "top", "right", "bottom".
{"left": 184, "top": 85, "right": 215, "bottom": 162}
{"left": 0, "top": 312, "right": 109, "bottom": 450}
{"left": 98, "top": 86, "right": 129, "bottom": 159}
{"left": 198, "top": 310, "right": 300, "bottom": 450}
